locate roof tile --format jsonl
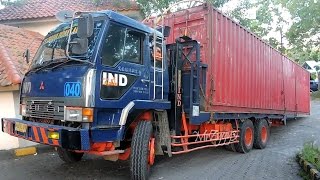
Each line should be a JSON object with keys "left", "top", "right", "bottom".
{"left": 0, "top": 0, "right": 139, "bottom": 21}
{"left": 0, "top": 24, "right": 43, "bottom": 87}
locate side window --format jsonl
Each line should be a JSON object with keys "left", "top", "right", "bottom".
{"left": 101, "top": 23, "right": 142, "bottom": 66}
{"left": 124, "top": 31, "right": 141, "bottom": 63}
{"left": 101, "top": 23, "right": 126, "bottom": 66}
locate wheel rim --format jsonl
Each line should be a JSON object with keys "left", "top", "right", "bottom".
{"left": 261, "top": 126, "right": 267, "bottom": 143}
{"left": 148, "top": 137, "right": 155, "bottom": 165}
{"left": 244, "top": 127, "right": 253, "bottom": 146}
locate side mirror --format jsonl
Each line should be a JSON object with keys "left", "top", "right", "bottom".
{"left": 77, "top": 14, "right": 94, "bottom": 38}
{"left": 23, "top": 49, "right": 30, "bottom": 64}
{"left": 71, "top": 38, "right": 88, "bottom": 55}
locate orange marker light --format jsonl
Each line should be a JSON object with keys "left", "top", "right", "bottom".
{"left": 82, "top": 108, "right": 94, "bottom": 122}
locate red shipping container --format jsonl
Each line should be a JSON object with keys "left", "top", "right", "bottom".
{"left": 145, "top": 4, "right": 310, "bottom": 116}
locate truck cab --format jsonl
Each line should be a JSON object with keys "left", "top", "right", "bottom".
{"left": 3, "top": 11, "right": 171, "bottom": 179}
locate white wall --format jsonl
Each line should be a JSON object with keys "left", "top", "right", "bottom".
{"left": 0, "top": 91, "right": 19, "bottom": 150}
{"left": 0, "top": 91, "right": 37, "bottom": 150}
{"left": 12, "top": 91, "right": 37, "bottom": 148}
{"left": 16, "top": 20, "right": 59, "bottom": 36}
{"left": 8, "top": 10, "right": 143, "bottom": 36}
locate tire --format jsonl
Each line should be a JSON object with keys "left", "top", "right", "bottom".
{"left": 253, "top": 119, "right": 270, "bottom": 149}
{"left": 57, "top": 147, "right": 84, "bottom": 163}
{"left": 130, "top": 121, "right": 154, "bottom": 180}
{"left": 234, "top": 120, "right": 254, "bottom": 153}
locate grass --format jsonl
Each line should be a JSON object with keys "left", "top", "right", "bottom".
{"left": 311, "top": 91, "right": 320, "bottom": 99}
{"left": 301, "top": 142, "right": 320, "bottom": 171}
{"left": 298, "top": 170, "right": 310, "bottom": 180}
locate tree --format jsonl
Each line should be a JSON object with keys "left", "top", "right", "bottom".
{"left": 136, "top": 0, "right": 230, "bottom": 17}
{"left": 228, "top": 0, "right": 272, "bottom": 37}
{"left": 277, "top": 0, "right": 320, "bottom": 63}
{"left": 278, "top": 0, "right": 320, "bottom": 49}
{"left": 227, "top": 0, "right": 288, "bottom": 52}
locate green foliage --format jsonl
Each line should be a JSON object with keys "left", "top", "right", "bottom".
{"left": 227, "top": 0, "right": 288, "bottom": 53}
{"left": 310, "top": 72, "right": 317, "bottom": 80}
{"left": 278, "top": 0, "right": 320, "bottom": 48}
{"left": 206, "top": 0, "right": 230, "bottom": 8}
{"left": 276, "top": 0, "right": 320, "bottom": 63}
{"left": 298, "top": 170, "right": 310, "bottom": 180}
{"left": 311, "top": 90, "right": 320, "bottom": 99}
{"left": 301, "top": 142, "right": 320, "bottom": 171}
{"left": 268, "top": 37, "right": 285, "bottom": 53}
{"left": 92, "top": 0, "right": 131, "bottom": 8}
{"left": 136, "top": 0, "right": 230, "bottom": 17}
{"left": 135, "top": 0, "right": 175, "bottom": 17}
{"left": 286, "top": 47, "right": 320, "bottom": 64}
{"left": 229, "top": 0, "right": 275, "bottom": 37}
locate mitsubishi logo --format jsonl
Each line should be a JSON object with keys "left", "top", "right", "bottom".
{"left": 39, "top": 81, "right": 45, "bottom": 90}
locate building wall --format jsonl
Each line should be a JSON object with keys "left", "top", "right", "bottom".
{"left": 0, "top": 91, "right": 19, "bottom": 150}
{"left": 5, "top": 10, "right": 143, "bottom": 36}
{"left": 12, "top": 91, "right": 37, "bottom": 147}
{"left": 16, "top": 20, "right": 59, "bottom": 36}
{"left": 0, "top": 91, "right": 37, "bottom": 150}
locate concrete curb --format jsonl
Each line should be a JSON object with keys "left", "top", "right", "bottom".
{"left": 297, "top": 154, "right": 320, "bottom": 180}
{"left": 0, "top": 145, "right": 54, "bottom": 160}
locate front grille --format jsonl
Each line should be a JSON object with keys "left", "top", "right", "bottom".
{"left": 26, "top": 100, "right": 64, "bottom": 120}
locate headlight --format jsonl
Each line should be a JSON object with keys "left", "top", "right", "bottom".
{"left": 20, "top": 104, "right": 26, "bottom": 116}
{"left": 64, "top": 107, "right": 93, "bottom": 122}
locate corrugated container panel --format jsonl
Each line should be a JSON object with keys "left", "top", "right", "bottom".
{"left": 145, "top": 4, "right": 310, "bottom": 115}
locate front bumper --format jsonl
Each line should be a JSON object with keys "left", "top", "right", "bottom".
{"left": 1, "top": 118, "right": 90, "bottom": 150}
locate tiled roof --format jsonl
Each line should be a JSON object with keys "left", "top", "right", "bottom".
{"left": 0, "top": 0, "right": 139, "bottom": 21}
{"left": 0, "top": 25, "right": 43, "bottom": 87}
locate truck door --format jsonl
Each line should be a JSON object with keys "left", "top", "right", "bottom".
{"left": 96, "top": 22, "right": 150, "bottom": 108}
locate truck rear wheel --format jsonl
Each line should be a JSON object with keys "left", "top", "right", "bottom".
{"left": 235, "top": 120, "right": 254, "bottom": 153}
{"left": 253, "top": 119, "right": 270, "bottom": 149}
{"left": 57, "top": 147, "right": 83, "bottom": 163}
{"left": 130, "top": 121, "right": 155, "bottom": 180}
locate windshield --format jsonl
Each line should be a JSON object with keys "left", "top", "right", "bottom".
{"left": 31, "top": 17, "right": 104, "bottom": 68}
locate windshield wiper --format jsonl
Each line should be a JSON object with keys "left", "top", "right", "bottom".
{"left": 28, "top": 56, "right": 93, "bottom": 74}
{"left": 30, "top": 58, "right": 68, "bottom": 73}
{"left": 50, "top": 57, "right": 93, "bottom": 70}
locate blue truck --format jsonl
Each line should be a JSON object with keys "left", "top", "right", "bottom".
{"left": 2, "top": 11, "right": 178, "bottom": 180}
{"left": 1, "top": 8, "right": 310, "bottom": 180}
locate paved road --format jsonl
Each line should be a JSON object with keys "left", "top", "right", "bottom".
{"left": 1, "top": 101, "right": 320, "bottom": 180}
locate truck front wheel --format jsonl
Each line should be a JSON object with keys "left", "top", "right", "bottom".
{"left": 130, "top": 120, "right": 155, "bottom": 180}
{"left": 57, "top": 147, "right": 84, "bottom": 163}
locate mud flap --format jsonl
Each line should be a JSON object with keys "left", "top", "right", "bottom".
{"left": 154, "top": 111, "right": 172, "bottom": 157}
